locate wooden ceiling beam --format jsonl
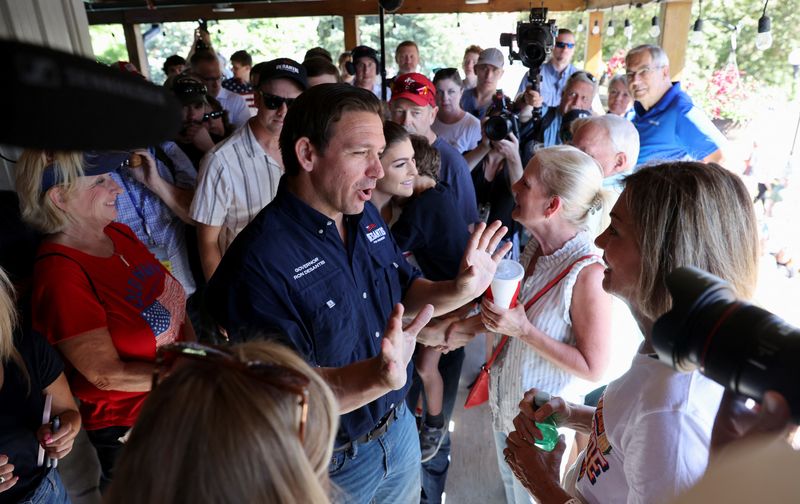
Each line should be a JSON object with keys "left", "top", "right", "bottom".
{"left": 86, "top": 0, "right": 591, "bottom": 25}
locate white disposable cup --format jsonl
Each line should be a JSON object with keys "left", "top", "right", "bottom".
{"left": 490, "top": 259, "right": 525, "bottom": 309}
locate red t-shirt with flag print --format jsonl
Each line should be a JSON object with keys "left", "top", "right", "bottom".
{"left": 32, "top": 223, "right": 186, "bottom": 430}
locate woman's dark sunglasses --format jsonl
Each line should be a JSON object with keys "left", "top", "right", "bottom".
{"left": 152, "top": 342, "right": 310, "bottom": 441}
{"left": 260, "top": 91, "right": 296, "bottom": 110}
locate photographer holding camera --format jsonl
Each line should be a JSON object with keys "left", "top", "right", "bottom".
{"left": 501, "top": 162, "right": 761, "bottom": 504}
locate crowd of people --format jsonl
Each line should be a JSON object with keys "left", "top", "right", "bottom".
{"left": 0, "top": 22, "right": 797, "bottom": 504}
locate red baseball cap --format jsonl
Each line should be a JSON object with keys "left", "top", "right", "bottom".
{"left": 391, "top": 73, "right": 436, "bottom": 108}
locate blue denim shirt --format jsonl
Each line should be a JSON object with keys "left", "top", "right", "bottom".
{"left": 207, "top": 177, "right": 421, "bottom": 445}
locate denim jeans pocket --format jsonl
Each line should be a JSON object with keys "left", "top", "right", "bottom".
{"left": 328, "top": 449, "right": 349, "bottom": 475}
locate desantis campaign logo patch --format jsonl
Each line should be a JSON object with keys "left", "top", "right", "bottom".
{"left": 365, "top": 223, "right": 386, "bottom": 244}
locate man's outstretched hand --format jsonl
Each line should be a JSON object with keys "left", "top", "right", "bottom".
{"left": 380, "top": 303, "right": 434, "bottom": 390}
{"left": 457, "top": 220, "right": 512, "bottom": 299}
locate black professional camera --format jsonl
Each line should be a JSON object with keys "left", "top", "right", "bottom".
{"left": 195, "top": 18, "right": 209, "bottom": 51}
{"left": 499, "top": 8, "right": 557, "bottom": 125}
{"left": 500, "top": 8, "right": 557, "bottom": 69}
{"left": 652, "top": 267, "right": 800, "bottom": 422}
{"left": 485, "top": 91, "right": 520, "bottom": 142}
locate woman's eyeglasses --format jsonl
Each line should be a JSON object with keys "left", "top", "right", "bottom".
{"left": 202, "top": 110, "right": 224, "bottom": 122}
{"left": 152, "top": 342, "right": 310, "bottom": 442}
{"left": 260, "top": 92, "right": 296, "bottom": 110}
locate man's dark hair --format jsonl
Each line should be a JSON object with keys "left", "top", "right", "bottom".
{"left": 190, "top": 49, "right": 217, "bottom": 66}
{"left": 409, "top": 134, "right": 440, "bottom": 181}
{"left": 279, "top": 84, "right": 382, "bottom": 177}
{"left": 302, "top": 57, "right": 341, "bottom": 82}
{"left": 230, "top": 50, "right": 253, "bottom": 67}
{"left": 557, "top": 28, "right": 574, "bottom": 37}
{"left": 163, "top": 55, "right": 186, "bottom": 73}
{"left": 304, "top": 47, "right": 333, "bottom": 63}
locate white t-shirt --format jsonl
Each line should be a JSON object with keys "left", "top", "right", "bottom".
{"left": 572, "top": 352, "right": 724, "bottom": 504}
{"left": 190, "top": 122, "right": 282, "bottom": 254}
{"left": 432, "top": 113, "right": 482, "bottom": 154}
{"left": 216, "top": 87, "right": 251, "bottom": 129}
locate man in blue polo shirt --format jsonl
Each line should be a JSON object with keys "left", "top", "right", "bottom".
{"left": 626, "top": 44, "right": 727, "bottom": 167}
{"left": 206, "top": 84, "right": 510, "bottom": 504}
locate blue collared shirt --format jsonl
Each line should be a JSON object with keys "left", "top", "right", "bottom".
{"left": 206, "top": 177, "right": 421, "bottom": 445}
{"left": 632, "top": 82, "right": 726, "bottom": 167}
{"left": 111, "top": 143, "right": 197, "bottom": 296}
{"left": 516, "top": 62, "right": 579, "bottom": 107}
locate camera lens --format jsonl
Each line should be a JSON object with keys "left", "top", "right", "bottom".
{"left": 653, "top": 267, "right": 800, "bottom": 422}
{"left": 485, "top": 116, "right": 510, "bottom": 142}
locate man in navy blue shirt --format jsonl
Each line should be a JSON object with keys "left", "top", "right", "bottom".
{"left": 389, "top": 73, "right": 480, "bottom": 228}
{"left": 206, "top": 83, "right": 510, "bottom": 504}
{"left": 626, "top": 45, "right": 727, "bottom": 167}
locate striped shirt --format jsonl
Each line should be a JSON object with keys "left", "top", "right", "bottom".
{"left": 489, "top": 231, "right": 602, "bottom": 433}
{"left": 190, "top": 122, "right": 282, "bottom": 254}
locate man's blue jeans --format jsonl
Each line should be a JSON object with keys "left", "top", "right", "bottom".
{"left": 329, "top": 403, "right": 420, "bottom": 504}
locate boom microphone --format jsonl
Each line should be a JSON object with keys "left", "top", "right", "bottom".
{"left": 0, "top": 39, "right": 182, "bottom": 150}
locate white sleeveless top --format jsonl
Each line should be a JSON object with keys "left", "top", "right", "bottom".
{"left": 489, "top": 231, "right": 602, "bottom": 432}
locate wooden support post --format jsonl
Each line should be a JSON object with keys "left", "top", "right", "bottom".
{"left": 122, "top": 23, "right": 150, "bottom": 79}
{"left": 585, "top": 11, "right": 604, "bottom": 77}
{"left": 659, "top": 0, "right": 692, "bottom": 81}
{"left": 343, "top": 14, "right": 359, "bottom": 49}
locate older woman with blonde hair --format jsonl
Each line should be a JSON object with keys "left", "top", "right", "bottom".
{"left": 15, "top": 150, "right": 193, "bottom": 492}
{"left": 504, "top": 162, "right": 760, "bottom": 504}
{"left": 0, "top": 265, "right": 81, "bottom": 503}
{"left": 447, "top": 145, "right": 615, "bottom": 503}
{"left": 106, "top": 339, "right": 339, "bottom": 504}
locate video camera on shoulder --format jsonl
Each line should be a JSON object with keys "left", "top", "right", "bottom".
{"left": 653, "top": 267, "right": 800, "bottom": 422}
{"left": 485, "top": 91, "right": 520, "bottom": 142}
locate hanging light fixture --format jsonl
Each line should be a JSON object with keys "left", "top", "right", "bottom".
{"left": 577, "top": 18, "right": 584, "bottom": 33}
{"left": 456, "top": 12, "right": 461, "bottom": 28}
{"left": 624, "top": 18, "right": 633, "bottom": 39}
{"left": 756, "top": 0, "right": 773, "bottom": 51}
{"left": 649, "top": 16, "right": 661, "bottom": 38}
{"left": 623, "top": 2, "right": 633, "bottom": 39}
{"left": 691, "top": 0, "right": 704, "bottom": 44}
{"left": 592, "top": 19, "right": 600, "bottom": 35}
{"left": 606, "top": 6, "right": 615, "bottom": 36}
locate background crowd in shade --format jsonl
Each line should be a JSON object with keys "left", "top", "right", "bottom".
{"left": 90, "top": 0, "right": 800, "bottom": 108}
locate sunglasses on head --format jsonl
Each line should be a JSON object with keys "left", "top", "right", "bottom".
{"left": 153, "top": 342, "right": 310, "bottom": 442}
{"left": 392, "top": 80, "right": 431, "bottom": 96}
{"left": 555, "top": 41, "right": 576, "bottom": 49}
{"left": 260, "top": 91, "right": 296, "bottom": 110}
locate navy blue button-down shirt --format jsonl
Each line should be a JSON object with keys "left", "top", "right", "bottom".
{"left": 207, "top": 177, "right": 421, "bottom": 445}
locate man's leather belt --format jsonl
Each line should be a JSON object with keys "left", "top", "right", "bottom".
{"left": 334, "top": 405, "right": 399, "bottom": 452}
